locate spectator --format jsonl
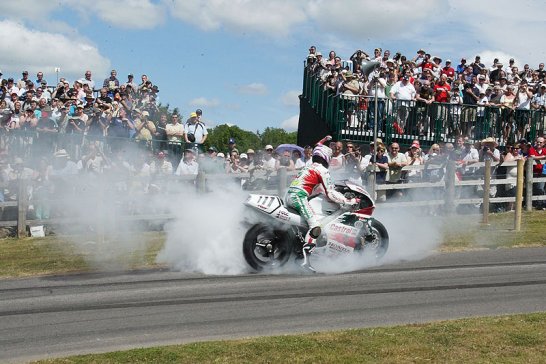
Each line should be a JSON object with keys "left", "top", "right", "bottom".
{"left": 528, "top": 136, "right": 546, "bottom": 209}
{"left": 386, "top": 142, "right": 407, "bottom": 198}
{"left": 125, "top": 74, "right": 138, "bottom": 92}
{"left": 35, "top": 72, "right": 46, "bottom": 88}
{"left": 200, "top": 146, "right": 224, "bottom": 174}
{"left": 134, "top": 110, "right": 156, "bottom": 147}
{"left": 165, "top": 114, "right": 184, "bottom": 157}
{"left": 151, "top": 151, "right": 173, "bottom": 176}
{"left": 292, "top": 150, "right": 305, "bottom": 170}
{"left": 79, "top": 70, "right": 95, "bottom": 90}
{"left": 405, "top": 141, "right": 424, "bottom": 182}
{"left": 17, "top": 71, "right": 31, "bottom": 90}
{"left": 175, "top": 149, "right": 199, "bottom": 176}
{"left": 471, "top": 55, "right": 485, "bottom": 76}
{"left": 329, "top": 141, "right": 344, "bottom": 171}
{"left": 441, "top": 59, "right": 455, "bottom": 81}
{"left": 390, "top": 73, "right": 417, "bottom": 133}
{"left": 184, "top": 111, "right": 208, "bottom": 152}
{"left": 227, "top": 138, "right": 239, "bottom": 156}
{"left": 479, "top": 137, "right": 501, "bottom": 162}
{"left": 262, "top": 145, "right": 276, "bottom": 171}
{"left": 103, "top": 70, "right": 120, "bottom": 93}
{"left": 275, "top": 150, "right": 295, "bottom": 171}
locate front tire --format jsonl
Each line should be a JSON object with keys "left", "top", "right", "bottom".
{"left": 243, "top": 223, "right": 293, "bottom": 271}
{"left": 362, "top": 219, "right": 389, "bottom": 259}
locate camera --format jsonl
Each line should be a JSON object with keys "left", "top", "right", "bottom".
{"left": 483, "top": 146, "right": 490, "bottom": 152}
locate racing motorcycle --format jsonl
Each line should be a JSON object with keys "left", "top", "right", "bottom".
{"left": 242, "top": 180, "right": 389, "bottom": 272}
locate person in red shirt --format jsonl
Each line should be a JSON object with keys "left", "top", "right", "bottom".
{"left": 441, "top": 59, "right": 455, "bottom": 81}
{"left": 434, "top": 74, "right": 451, "bottom": 103}
{"left": 528, "top": 136, "right": 546, "bottom": 208}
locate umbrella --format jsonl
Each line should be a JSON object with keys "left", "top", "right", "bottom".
{"left": 275, "top": 144, "right": 305, "bottom": 157}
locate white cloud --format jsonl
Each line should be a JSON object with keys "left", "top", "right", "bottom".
{"left": 189, "top": 97, "right": 220, "bottom": 108}
{"left": 237, "top": 82, "right": 268, "bottom": 95}
{"left": 72, "top": 0, "right": 166, "bottom": 29}
{"left": 167, "top": 0, "right": 307, "bottom": 37}
{"left": 280, "top": 115, "right": 299, "bottom": 131}
{"left": 0, "top": 1, "right": 62, "bottom": 21}
{"left": 281, "top": 90, "right": 300, "bottom": 106}
{"left": 0, "top": 20, "right": 110, "bottom": 79}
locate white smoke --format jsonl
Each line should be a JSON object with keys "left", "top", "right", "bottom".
{"left": 156, "top": 180, "right": 249, "bottom": 275}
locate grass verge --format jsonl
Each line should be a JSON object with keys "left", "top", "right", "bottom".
{"left": 32, "top": 312, "right": 546, "bottom": 364}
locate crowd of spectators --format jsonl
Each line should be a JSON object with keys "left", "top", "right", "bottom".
{"left": 305, "top": 46, "right": 546, "bottom": 143}
{"left": 325, "top": 135, "right": 546, "bottom": 210}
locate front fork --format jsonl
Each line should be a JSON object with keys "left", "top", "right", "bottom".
{"left": 357, "top": 219, "right": 376, "bottom": 249}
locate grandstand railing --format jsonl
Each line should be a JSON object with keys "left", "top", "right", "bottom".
{"left": 302, "top": 66, "right": 546, "bottom": 148}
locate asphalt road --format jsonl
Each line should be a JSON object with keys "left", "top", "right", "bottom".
{"left": 1, "top": 247, "right": 546, "bottom": 363}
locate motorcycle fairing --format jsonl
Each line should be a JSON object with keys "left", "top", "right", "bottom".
{"left": 245, "top": 194, "right": 303, "bottom": 225}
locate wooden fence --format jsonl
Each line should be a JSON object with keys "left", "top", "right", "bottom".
{"left": 1, "top": 158, "right": 545, "bottom": 238}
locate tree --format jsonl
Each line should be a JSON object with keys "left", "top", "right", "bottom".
{"left": 259, "top": 127, "right": 297, "bottom": 147}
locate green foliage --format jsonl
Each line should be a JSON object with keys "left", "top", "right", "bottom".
{"left": 204, "top": 125, "right": 297, "bottom": 154}
{"left": 259, "top": 127, "right": 297, "bottom": 147}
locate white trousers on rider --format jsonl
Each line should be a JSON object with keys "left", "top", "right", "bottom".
{"left": 285, "top": 188, "right": 320, "bottom": 246}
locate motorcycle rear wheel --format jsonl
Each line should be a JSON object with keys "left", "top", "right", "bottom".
{"left": 243, "top": 223, "right": 294, "bottom": 271}
{"left": 362, "top": 219, "right": 389, "bottom": 259}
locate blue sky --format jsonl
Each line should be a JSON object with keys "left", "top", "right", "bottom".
{"left": 1, "top": 0, "right": 544, "bottom": 132}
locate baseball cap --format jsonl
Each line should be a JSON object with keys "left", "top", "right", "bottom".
{"left": 217, "top": 152, "right": 225, "bottom": 158}
{"left": 265, "top": 144, "right": 274, "bottom": 150}
{"left": 240, "top": 153, "right": 248, "bottom": 159}
{"left": 195, "top": 109, "right": 202, "bottom": 115}
{"left": 190, "top": 112, "right": 197, "bottom": 118}
{"left": 246, "top": 149, "right": 255, "bottom": 154}
{"left": 207, "top": 146, "right": 218, "bottom": 152}
{"left": 229, "top": 138, "right": 236, "bottom": 144}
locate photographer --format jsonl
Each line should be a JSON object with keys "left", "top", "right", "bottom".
{"left": 479, "top": 137, "right": 501, "bottom": 162}
{"left": 184, "top": 111, "right": 207, "bottom": 154}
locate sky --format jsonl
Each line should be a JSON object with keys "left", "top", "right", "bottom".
{"left": 1, "top": 0, "right": 545, "bottom": 133}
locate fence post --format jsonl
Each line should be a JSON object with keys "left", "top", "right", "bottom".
{"left": 17, "top": 179, "right": 27, "bottom": 239}
{"left": 481, "top": 159, "right": 491, "bottom": 224}
{"left": 514, "top": 158, "right": 525, "bottom": 231}
{"left": 278, "top": 167, "right": 287, "bottom": 197}
{"left": 525, "top": 157, "right": 534, "bottom": 212}
{"left": 196, "top": 171, "right": 206, "bottom": 193}
{"left": 444, "top": 161, "right": 456, "bottom": 215}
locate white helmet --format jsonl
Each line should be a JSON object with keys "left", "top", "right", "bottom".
{"left": 312, "top": 144, "right": 333, "bottom": 164}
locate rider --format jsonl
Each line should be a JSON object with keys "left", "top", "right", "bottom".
{"left": 284, "top": 136, "right": 356, "bottom": 272}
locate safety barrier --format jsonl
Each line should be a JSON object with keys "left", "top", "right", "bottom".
{"left": 302, "top": 66, "right": 546, "bottom": 147}
{"left": 2, "top": 159, "right": 544, "bottom": 238}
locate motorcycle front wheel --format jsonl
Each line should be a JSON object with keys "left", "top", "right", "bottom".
{"left": 362, "top": 219, "right": 389, "bottom": 259}
{"left": 243, "top": 223, "right": 294, "bottom": 271}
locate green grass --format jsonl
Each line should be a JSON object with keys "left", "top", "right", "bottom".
{"left": 32, "top": 312, "right": 546, "bottom": 364}
{"left": 0, "top": 232, "right": 165, "bottom": 278}
{"left": 440, "top": 211, "right": 546, "bottom": 251}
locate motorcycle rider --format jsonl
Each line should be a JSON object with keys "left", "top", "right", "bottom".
{"left": 284, "top": 136, "right": 356, "bottom": 272}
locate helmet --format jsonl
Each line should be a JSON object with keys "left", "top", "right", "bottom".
{"left": 312, "top": 144, "right": 332, "bottom": 164}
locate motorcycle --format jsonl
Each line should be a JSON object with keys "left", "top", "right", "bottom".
{"left": 242, "top": 180, "right": 389, "bottom": 272}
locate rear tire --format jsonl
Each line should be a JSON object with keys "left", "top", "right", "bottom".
{"left": 243, "top": 223, "right": 294, "bottom": 271}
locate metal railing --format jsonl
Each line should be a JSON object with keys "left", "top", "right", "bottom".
{"left": 302, "top": 67, "right": 546, "bottom": 147}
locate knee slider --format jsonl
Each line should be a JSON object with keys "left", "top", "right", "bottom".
{"left": 309, "top": 226, "right": 321, "bottom": 239}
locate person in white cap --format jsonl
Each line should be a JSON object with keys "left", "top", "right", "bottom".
{"left": 175, "top": 148, "right": 199, "bottom": 175}
{"left": 261, "top": 144, "right": 276, "bottom": 171}
{"left": 284, "top": 136, "right": 356, "bottom": 272}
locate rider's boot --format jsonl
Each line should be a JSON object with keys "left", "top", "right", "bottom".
{"left": 300, "top": 226, "right": 320, "bottom": 273}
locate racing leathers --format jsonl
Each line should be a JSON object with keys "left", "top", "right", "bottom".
{"left": 284, "top": 162, "right": 352, "bottom": 270}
